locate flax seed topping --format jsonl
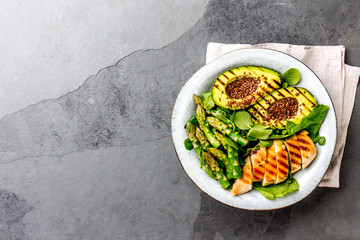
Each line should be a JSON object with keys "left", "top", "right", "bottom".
{"left": 266, "top": 97, "right": 298, "bottom": 121}
{"left": 226, "top": 77, "right": 260, "bottom": 99}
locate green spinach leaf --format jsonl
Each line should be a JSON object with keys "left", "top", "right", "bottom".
{"left": 234, "top": 111, "right": 253, "bottom": 130}
{"left": 281, "top": 68, "right": 301, "bottom": 85}
{"left": 248, "top": 124, "right": 273, "bottom": 140}
{"left": 202, "top": 91, "right": 215, "bottom": 110}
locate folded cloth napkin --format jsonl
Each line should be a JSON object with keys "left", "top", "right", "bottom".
{"left": 206, "top": 42, "right": 360, "bottom": 188}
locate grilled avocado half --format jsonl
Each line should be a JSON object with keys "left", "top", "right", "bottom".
{"left": 248, "top": 87, "right": 317, "bottom": 129}
{"left": 212, "top": 66, "right": 281, "bottom": 110}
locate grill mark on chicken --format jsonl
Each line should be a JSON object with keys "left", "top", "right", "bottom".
{"left": 298, "top": 138, "right": 311, "bottom": 145}
{"left": 300, "top": 146, "right": 310, "bottom": 151}
{"left": 254, "top": 168, "right": 264, "bottom": 175}
{"left": 266, "top": 166, "right": 276, "bottom": 174}
{"left": 278, "top": 168, "right": 288, "bottom": 175}
{"left": 287, "top": 142, "right": 300, "bottom": 151}
{"left": 241, "top": 178, "right": 251, "bottom": 185}
{"left": 278, "top": 152, "right": 288, "bottom": 160}
{"left": 278, "top": 159, "right": 289, "bottom": 169}
{"left": 289, "top": 151, "right": 302, "bottom": 158}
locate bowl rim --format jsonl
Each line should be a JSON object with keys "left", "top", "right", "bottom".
{"left": 171, "top": 47, "right": 338, "bottom": 210}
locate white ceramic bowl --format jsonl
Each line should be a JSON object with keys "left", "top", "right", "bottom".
{"left": 171, "top": 48, "right": 337, "bottom": 210}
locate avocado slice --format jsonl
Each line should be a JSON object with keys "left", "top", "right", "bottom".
{"left": 248, "top": 87, "right": 317, "bottom": 129}
{"left": 212, "top": 66, "right": 281, "bottom": 110}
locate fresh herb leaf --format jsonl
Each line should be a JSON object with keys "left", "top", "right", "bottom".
{"left": 248, "top": 124, "right": 273, "bottom": 140}
{"left": 253, "top": 178, "right": 299, "bottom": 200}
{"left": 259, "top": 140, "right": 273, "bottom": 148}
{"left": 281, "top": 68, "right": 301, "bottom": 85}
{"left": 202, "top": 91, "right": 215, "bottom": 110}
{"left": 234, "top": 111, "right": 253, "bottom": 130}
{"left": 319, "top": 136, "right": 326, "bottom": 146}
{"left": 184, "top": 138, "right": 193, "bottom": 150}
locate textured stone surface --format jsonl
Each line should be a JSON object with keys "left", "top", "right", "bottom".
{"left": 0, "top": 0, "right": 209, "bottom": 119}
{"left": 0, "top": 0, "right": 359, "bottom": 239}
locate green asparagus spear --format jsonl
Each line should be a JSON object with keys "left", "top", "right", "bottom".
{"left": 202, "top": 152, "right": 230, "bottom": 189}
{"left": 213, "top": 130, "right": 242, "bottom": 179}
{"left": 195, "top": 126, "right": 210, "bottom": 150}
{"left": 196, "top": 105, "right": 221, "bottom": 148}
{"left": 206, "top": 109, "right": 235, "bottom": 131}
{"left": 186, "top": 122, "right": 216, "bottom": 179}
{"left": 208, "top": 148, "right": 227, "bottom": 162}
{"left": 207, "top": 116, "right": 248, "bottom": 147}
{"left": 208, "top": 148, "right": 233, "bottom": 179}
{"left": 193, "top": 94, "right": 204, "bottom": 108}
{"left": 186, "top": 121, "right": 197, "bottom": 142}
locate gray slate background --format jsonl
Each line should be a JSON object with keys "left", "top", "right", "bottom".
{"left": 0, "top": 0, "right": 359, "bottom": 239}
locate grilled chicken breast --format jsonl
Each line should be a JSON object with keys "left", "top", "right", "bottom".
{"left": 284, "top": 135, "right": 302, "bottom": 173}
{"left": 250, "top": 147, "right": 267, "bottom": 182}
{"left": 231, "top": 156, "right": 252, "bottom": 196}
{"left": 262, "top": 144, "right": 277, "bottom": 186}
{"left": 273, "top": 140, "right": 289, "bottom": 184}
{"left": 297, "top": 130, "right": 317, "bottom": 168}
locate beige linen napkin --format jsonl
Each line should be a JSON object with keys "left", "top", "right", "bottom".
{"left": 206, "top": 42, "right": 360, "bottom": 188}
